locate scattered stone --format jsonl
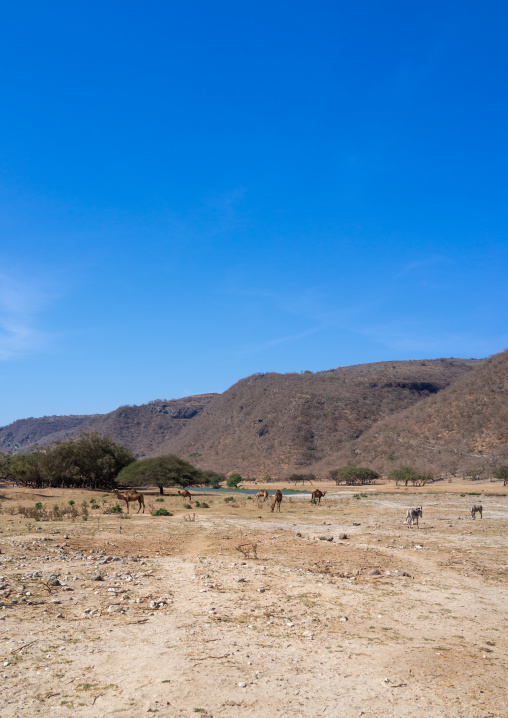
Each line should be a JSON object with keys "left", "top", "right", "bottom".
{"left": 108, "top": 604, "right": 122, "bottom": 613}
{"left": 238, "top": 682, "right": 247, "bottom": 688}
{"left": 401, "top": 571, "right": 411, "bottom": 577}
{"left": 237, "top": 578, "right": 246, "bottom": 583}
{"left": 352, "top": 523, "right": 361, "bottom": 526}
{"left": 339, "top": 533, "right": 348, "bottom": 540}
{"left": 369, "top": 569, "right": 381, "bottom": 576}
{"left": 318, "top": 536, "right": 328, "bottom": 541}
{"left": 91, "top": 572, "right": 104, "bottom": 581}
{"left": 340, "top": 616, "right": 349, "bottom": 622}
{"left": 296, "top": 532, "right": 302, "bottom": 537}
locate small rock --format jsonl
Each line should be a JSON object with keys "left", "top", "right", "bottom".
{"left": 296, "top": 532, "right": 302, "bottom": 537}
{"left": 237, "top": 578, "right": 246, "bottom": 583}
{"left": 238, "top": 682, "right": 247, "bottom": 688}
{"left": 318, "top": 536, "right": 328, "bottom": 541}
{"left": 108, "top": 604, "right": 122, "bottom": 613}
{"left": 352, "top": 523, "right": 361, "bottom": 526}
{"left": 91, "top": 572, "right": 104, "bottom": 581}
{"left": 257, "top": 588, "right": 265, "bottom": 593}
{"left": 401, "top": 571, "right": 411, "bottom": 577}
{"left": 369, "top": 569, "right": 381, "bottom": 576}
{"left": 339, "top": 533, "right": 348, "bottom": 540}
{"left": 340, "top": 616, "right": 348, "bottom": 622}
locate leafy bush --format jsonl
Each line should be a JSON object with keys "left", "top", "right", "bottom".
{"left": 201, "top": 502, "right": 209, "bottom": 508}
{"left": 155, "top": 498, "right": 165, "bottom": 502}
{"left": 195, "top": 500, "right": 201, "bottom": 507}
{"left": 153, "top": 508, "right": 173, "bottom": 516}
{"left": 333, "top": 465, "right": 380, "bottom": 486}
{"left": 110, "top": 504, "right": 123, "bottom": 513}
{"left": 68, "top": 500, "right": 75, "bottom": 506}
{"left": 227, "top": 473, "right": 243, "bottom": 489}
{"left": 224, "top": 496, "right": 233, "bottom": 503}
{"left": 35, "top": 502, "right": 43, "bottom": 510}
{"left": 91, "top": 504, "right": 100, "bottom": 509}
{"left": 184, "top": 504, "right": 192, "bottom": 509}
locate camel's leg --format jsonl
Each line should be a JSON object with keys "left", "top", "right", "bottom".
{"left": 126, "top": 500, "right": 130, "bottom": 514}
{"left": 137, "top": 500, "right": 141, "bottom": 514}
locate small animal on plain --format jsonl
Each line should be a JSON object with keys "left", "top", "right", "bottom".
{"left": 471, "top": 503, "right": 483, "bottom": 520}
{"left": 406, "top": 506, "right": 423, "bottom": 528}
{"left": 178, "top": 490, "right": 193, "bottom": 503}
{"left": 311, "top": 490, "right": 326, "bottom": 504}
{"left": 271, "top": 490, "right": 283, "bottom": 512}
{"left": 114, "top": 488, "right": 145, "bottom": 514}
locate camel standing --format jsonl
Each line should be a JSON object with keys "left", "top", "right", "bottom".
{"left": 114, "top": 488, "right": 145, "bottom": 514}
{"left": 256, "top": 490, "right": 269, "bottom": 506}
{"left": 178, "top": 490, "right": 193, "bottom": 504}
{"left": 311, "top": 490, "right": 326, "bottom": 505}
{"left": 271, "top": 489, "right": 283, "bottom": 512}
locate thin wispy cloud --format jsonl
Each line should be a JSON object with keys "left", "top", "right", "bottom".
{"left": 237, "top": 325, "right": 323, "bottom": 357}
{"left": 0, "top": 273, "right": 50, "bottom": 360}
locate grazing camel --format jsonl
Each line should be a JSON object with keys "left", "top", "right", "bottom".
{"left": 406, "top": 506, "right": 422, "bottom": 528}
{"left": 271, "top": 489, "right": 283, "bottom": 512}
{"left": 471, "top": 503, "right": 483, "bottom": 519}
{"left": 311, "top": 489, "right": 326, "bottom": 505}
{"left": 256, "top": 490, "right": 269, "bottom": 504}
{"left": 178, "top": 490, "right": 193, "bottom": 503}
{"left": 114, "top": 488, "right": 145, "bottom": 514}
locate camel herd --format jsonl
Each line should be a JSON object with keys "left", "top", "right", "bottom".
{"left": 113, "top": 486, "right": 484, "bottom": 527}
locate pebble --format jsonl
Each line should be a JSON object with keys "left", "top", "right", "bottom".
{"left": 339, "top": 533, "right": 348, "bottom": 540}
{"left": 340, "top": 616, "right": 348, "bottom": 622}
{"left": 369, "top": 569, "right": 381, "bottom": 576}
{"left": 238, "top": 682, "right": 247, "bottom": 688}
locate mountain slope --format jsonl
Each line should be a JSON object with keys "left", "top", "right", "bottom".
{"left": 0, "top": 415, "right": 95, "bottom": 453}
{"left": 314, "top": 350, "right": 508, "bottom": 476}
{"left": 158, "top": 359, "right": 480, "bottom": 476}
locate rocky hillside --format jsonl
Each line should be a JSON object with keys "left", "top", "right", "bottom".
{"left": 158, "top": 358, "right": 480, "bottom": 476}
{"left": 0, "top": 394, "right": 218, "bottom": 457}
{"left": 315, "top": 351, "right": 508, "bottom": 477}
{"left": 0, "top": 414, "right": 94, "bottom": 453}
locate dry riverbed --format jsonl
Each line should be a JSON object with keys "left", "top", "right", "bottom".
{"left": 0, "top": 484, "right": 507, "bottom": 717}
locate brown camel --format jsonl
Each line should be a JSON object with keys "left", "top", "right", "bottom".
{"left": 178, "top": 490, "right": 193, "bottom": 503}
{"left": 311, "top": 490, "right": 326, "bottom": 505}
{"left": 256, "top": 490, "right": 269, "bottom": 504}
{"left": 114, "top": 488, "right": 145, "bottom": 514}
{"left": 271, "top": 489, "right": 283, "bottom": 512}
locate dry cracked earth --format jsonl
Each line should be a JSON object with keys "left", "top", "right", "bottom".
{"left": 0, "top": 484, "right": 507, "bottom": 718}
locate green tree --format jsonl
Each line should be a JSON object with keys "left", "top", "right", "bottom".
{"left": 332, "top": 465, "right": 379, "bottom": 486}
{"left": 117, "top": 454, "right": 208, "bottom": 495}
{"left": 0, "top": 452, "right": 14, "bottom": 482}
{"left": 40, "top": 433, "right": 136, "bottom": 490}
{"left": 208, "top": 475, "right": 223, "bottom": 489}
{"left": 8, "top": 452, "right": 44, "bottom": 487}
{"left": 493, "top": 465, "right": 508, "bottom": 486}
{"left": 226, "top": 473, "right": 243, "bottom": 489}
{"left": 389, "top": 465, "right": 432, "bottom": 487}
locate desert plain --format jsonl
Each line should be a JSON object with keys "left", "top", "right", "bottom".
{"left": 0, "top": 481, "right": 507, "bottom": 718}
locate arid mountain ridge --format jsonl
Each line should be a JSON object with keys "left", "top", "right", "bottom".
{"left": 3, "top": 354, "right": 506, "bottom": 477}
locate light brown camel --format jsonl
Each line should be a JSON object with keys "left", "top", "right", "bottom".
{"left": 311, "top": 489, "right": 326, "bottom": 505}
{"left": 178, "top": 490, "right": 193, "bottom": 503}
{"left": 256, "top": 490, "right": 269, "bottom": 504}
{"left": 271, "top": 489, "right": 283, "bottom": 512}
{"left": 114, "top": 488, "right": 145, "bottom": 514}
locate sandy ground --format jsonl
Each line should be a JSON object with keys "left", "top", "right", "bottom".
{"left": 0, "top": 482, "right": 507, "bottom": 718}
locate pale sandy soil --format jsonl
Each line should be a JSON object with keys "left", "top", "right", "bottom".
{"left": 0, "top": 482, "right": 507, "bottom": 718}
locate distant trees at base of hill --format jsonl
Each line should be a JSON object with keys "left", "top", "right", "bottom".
{"left": 329, "top": 465, "right": 380, "bottom": 486}
{"left": 493, "top": 466, "right": 508, "bottom": 486}
{"left": 116, "top": 454, "right": 208, "bottom": 495}
{"left": 1, "top": 433, "right": 136, "bottom": 490}
{"left": 389, "top": 465, "right": 433, "bottom": 487}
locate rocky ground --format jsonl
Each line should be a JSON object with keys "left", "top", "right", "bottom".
{"left": 0, "top": 483, "right": 507, "bottom": 717}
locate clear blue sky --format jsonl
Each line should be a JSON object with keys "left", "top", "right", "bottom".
{"left": 1, "top": 1, "right": 507, "bottom": 426}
